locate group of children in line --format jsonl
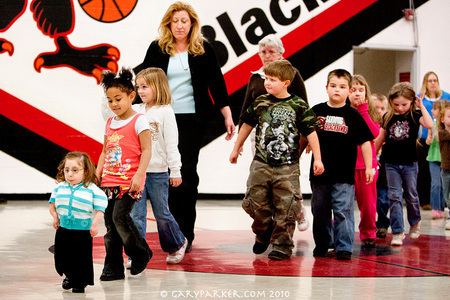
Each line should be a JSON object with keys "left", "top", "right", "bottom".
{"left": 48, "top": 60, "right": 450, "bottom": 293}
{"left": 49, "top": 68, "right": 188, "bottom": 293}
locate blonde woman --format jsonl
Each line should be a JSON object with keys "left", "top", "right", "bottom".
{"left": 135, "top": 2, "right": 235, "bottom": 252}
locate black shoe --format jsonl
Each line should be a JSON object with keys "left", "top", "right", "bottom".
{"left": 268, "top": 250, "right": 290, "bottom": 260}
{"left": 376, "top": 228, "right": 388, "bottom": 239}
{"left": 99, "top": 272, "right": 125, "bottom": 281}
{"left": 336, "top": 251, "right": 352, "bottom": 260}
{"left": 130, "top": 248, "right": 152, "bottom": 275}
{"left": 313, "top": 248, "right": 328, "bottom": 257}
{"left": 62, "top": 277, "right": 72, "bottom": 290}
{"left": 252, "top": 241, "right": 269, "bottom": 254}
{"left": 72, "top": 287, "right": 85, "bottom": 293}
{"left": 361, "top": 238, "right": 376, "bottom": 248}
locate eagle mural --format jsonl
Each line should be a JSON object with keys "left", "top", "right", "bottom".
{"left": 0, "top": 0, "right": 132, "bottom": 82}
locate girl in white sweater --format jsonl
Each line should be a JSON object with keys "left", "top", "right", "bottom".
{"left": 131, "top": 67, "right": 187, "bottom": 264}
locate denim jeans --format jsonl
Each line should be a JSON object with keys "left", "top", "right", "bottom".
{"left": 429, "top": 161, "right": 444, "bottom": 211}
{"left": 376, "top": 186, "right": 390, "bottom": 229}
{"left": 103, "top": 192, "right": 150, "bottom": 275}
{"left": 385, "top": 162, "right": 421, "bottom": 234}
{"left": 311, "top": 182, "right": 355, "bottom": 253}
{"left": 441, "top": 169, "right": 450, "bottom": 212}
{"left": 131, "top": 172, "right": 185, "bottom": 253}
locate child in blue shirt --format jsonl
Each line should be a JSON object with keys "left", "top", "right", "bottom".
{"left": 49, "top": 151, "right": 107, "bottom": 293}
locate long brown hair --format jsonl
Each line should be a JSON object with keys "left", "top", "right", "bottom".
{"left": 350, "top": 74, "right": 377, "bottom": 122}
{"left": 382, "top": 82, "right": 417, "bottom": 127}
{"left": 158, "top": 1, "right": 205, "bottom": 56}
{"left": 55, "top": 152, "right": 99, "bottom": 186}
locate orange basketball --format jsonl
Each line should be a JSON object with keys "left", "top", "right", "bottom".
{"left": 79, "top": 0, "right": 138, "bottom": 23}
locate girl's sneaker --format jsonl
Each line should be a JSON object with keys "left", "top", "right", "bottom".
{"left": 409, "top": 222, "right": 421, "bottom": 239}
{"left": 166, "top": 239, "right": 188, "bottom": 264}
{"left": 391, "top": 233, "right": 405, "bottom": 246}
{"left": 432, "top": 210, "right": 445, "bottom": 219}
{"left": 445, "top": 219, "right": 450, "bottom": 230}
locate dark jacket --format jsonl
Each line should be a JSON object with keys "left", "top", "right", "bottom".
{"left": 134, "top": 40, "right": 230, "bottom": 120}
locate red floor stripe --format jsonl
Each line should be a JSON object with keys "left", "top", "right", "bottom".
{"left": 93, "top": 230, "right": 450, "bottom": 277}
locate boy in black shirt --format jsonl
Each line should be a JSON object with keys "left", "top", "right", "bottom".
{"left": 310, "top": 69, "right": 374, "bottom": 260}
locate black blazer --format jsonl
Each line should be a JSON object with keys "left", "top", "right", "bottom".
{"left": 134, "top": 40, "right": 230, "bottom": 120}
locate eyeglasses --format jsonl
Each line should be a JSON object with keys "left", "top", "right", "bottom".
{"left": 64, "top": 168, "right": 84, "bottom": 174}
{"left": 428, "top": 79, "right": 438, "bottom": 83}
{"left": 259, "top": 50, "right": 279, "bottom": 56}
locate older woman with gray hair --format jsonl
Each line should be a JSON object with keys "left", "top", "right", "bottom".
{"left": 238, "top": 34, "right": 309, "bottom": 232}
{"left": 239, "top": 34, "right": 308, "bottom": 126}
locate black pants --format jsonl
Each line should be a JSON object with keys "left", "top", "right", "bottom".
{"left": 416, "top": 139, "right": 431, "bottom": 206}
{"left": 54, "top": 227, "right": 93, "bottom": 288}
{"left": 169, "top": 114, "right": 204, "bottom": 243}
{"left": 102, "top": 192, "right": 150, "bottom": 275}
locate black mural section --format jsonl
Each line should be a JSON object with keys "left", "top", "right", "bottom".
{"left": 288, "top": 0, "right": 428, "bottom": 82}
{"left": 0, "top": 115, "right": 67, "bottom": 179}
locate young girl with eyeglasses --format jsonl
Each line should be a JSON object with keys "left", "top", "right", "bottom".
{"left": 49, "top": 151, "right": 108, "bottom": 293}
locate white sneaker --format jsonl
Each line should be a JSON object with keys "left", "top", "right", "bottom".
{"left": 409, "top": 222, "right": 421, "bottom": 239}
{"left": 166, "top": 239, "right": 188, "bottom": 264}
{"left": 125, "top": 258, "right": 132, "bottom": 269}
{"left": 391, "top": 233, "right": 405, "bottom": 246}
{"left": 445, "top": 219, "right": 450, "bottom": 230}
{"left": 297, "top": 218, "right": 309, "bottom": 231}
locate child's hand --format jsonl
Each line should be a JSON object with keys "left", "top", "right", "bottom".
{"left": 90, "top": 225, "right": 99, "bottom": 237}
{"left": 365, "top": 168, "right": 375, "bottom": 184}
{"left": 229, "top": 149, "right": 240, "bottom": 164}
{"left": 305, "top": 144, "right": 312, "bottom": 154}
{"left": 415, "top": 96, "right": 424, "bottom": 109}
{"left": 129, "top": 173, "right": 144, "bottom": 193}
{"left": 170, "top": 177, "right": 182, "bottom": 187}
{"left": 52, "top": 217, "right": 59, "bottom": 230}
{"left": 313, "top": 160, "right": 324, "bottom": 176}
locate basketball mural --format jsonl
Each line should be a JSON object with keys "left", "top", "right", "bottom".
{"left": 1, "top": 0, "right": 448, "bottom": 196}
{"left": 79, "top": 0, "right": 138, "bottom": 23}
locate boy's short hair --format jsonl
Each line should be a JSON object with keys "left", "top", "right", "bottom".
{"left": 263, "top": 59, "right": 296, "bottom": 82}
{"left": 327, "top": 69, "right": 351, "bottom": 86}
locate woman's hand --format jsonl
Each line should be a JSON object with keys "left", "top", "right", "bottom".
{"left": 224, "top": 116, "right": 236, "bottom": 140}
{"left": 170, "top": 177, "right": 182, "bottom": 187}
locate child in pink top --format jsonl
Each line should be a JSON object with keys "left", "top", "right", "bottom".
{"left": 348, "top": 75, "right": 380, "bottom": 248}
{"left": 96, "top": 68, "right": 152, "bottom": 281}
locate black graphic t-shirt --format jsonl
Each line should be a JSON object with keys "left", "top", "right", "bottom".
{"left": 381, "top": 111, "right": 422, "bottom": 164}
{"left": 311, "top": 102, "right": 374, "bottom": 184}
{"left": 241, "top": 94, "right": 315, "bottom": 166}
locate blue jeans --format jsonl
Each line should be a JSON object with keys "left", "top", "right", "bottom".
{"left": 376, "top": 186, "right": 390, "bottom": 229}
{"left": 385, "top": 163, "right": 421, "bottom": 234}
{"left": 131, "top": 172, "right": 185, "bottom": 253}
{"left": 441, "top": 169, "right": 450, "bottom": 213}
{"left": 429, "top": 161, "right": 444, "bottom": 211}
{"left": 311, "top": 182, "right": 355, "bottom": 253}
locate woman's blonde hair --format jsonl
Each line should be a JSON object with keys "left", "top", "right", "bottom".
{"left": 158, "top": 1, "right": 205, "bottom": 56}
{"left": 420, "top": 71, "right": 443, "bottom": 99}
{"left": 382, "top": 82, "right": 417, "bottom": 127}
{"left": 350, "top": 74, "right": 377, "bottom": 122}
{"left": 55, "top": 152, "right": 99, "bottom": 186}
{"left": 135, "top": 68, "right": 172, "bottom": 106}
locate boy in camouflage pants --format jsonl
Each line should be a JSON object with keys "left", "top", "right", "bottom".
{"left": 230, "top": 60, "right": 324, "bottom": 260}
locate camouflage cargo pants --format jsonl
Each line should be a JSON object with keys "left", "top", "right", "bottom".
{"left": 242, "top": 160, "right": 303, "bottom": 255}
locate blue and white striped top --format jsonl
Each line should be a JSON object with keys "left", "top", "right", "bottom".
{"left": 49, "top": 182, "right": 108, "bottom": 230}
